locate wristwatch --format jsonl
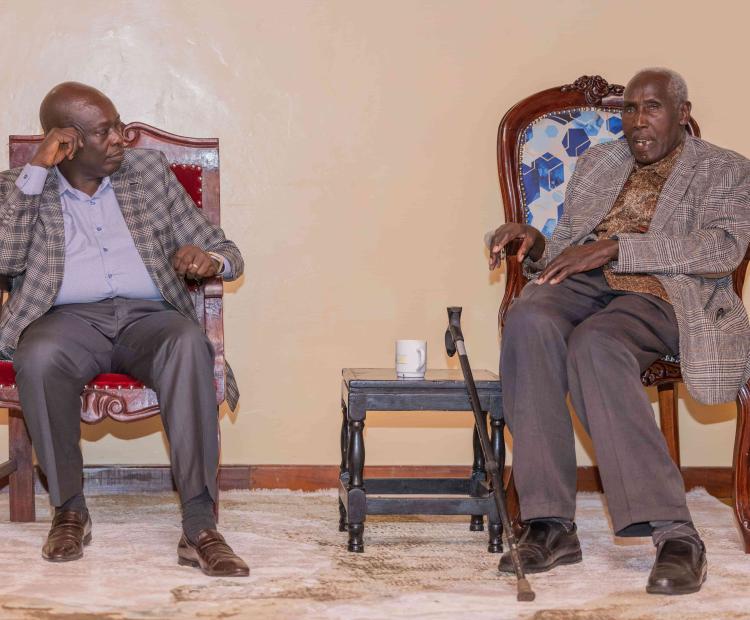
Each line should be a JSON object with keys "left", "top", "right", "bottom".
{"left": 207, "top": 252, "right": 226, "bottom": 276}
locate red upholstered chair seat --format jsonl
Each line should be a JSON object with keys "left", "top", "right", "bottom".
{"left": 0, "top": 362, "right": 144, "bottom": 390}
{"left": 0, "top": 360, "right": 14, "bottom": 386}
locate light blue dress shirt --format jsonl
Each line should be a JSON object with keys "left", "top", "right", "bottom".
{"left": 16, "top": 163, "right": 164, "bottom": 305}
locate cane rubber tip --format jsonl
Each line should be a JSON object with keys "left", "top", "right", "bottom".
{"left": 517, "top": 579, "right": 535, "bottom": 602}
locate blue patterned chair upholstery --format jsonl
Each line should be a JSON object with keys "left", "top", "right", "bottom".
{"left": 521, "top": 109, "right": 624, "bottom": 238}
{"left": 494, "top": 77, "right": 750, "bottom": 553}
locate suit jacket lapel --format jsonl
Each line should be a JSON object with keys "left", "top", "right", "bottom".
{"left": 573, "top": 142, "right": 633, "bottom": 241}
{"left": 38, "top": 171, "right": 65, "bottom": 292}
{"left": 111, "top": 161, "right": 156, "bottom": 269}
{"left": 649, "top": 135, "right": 698, "bottom": 233}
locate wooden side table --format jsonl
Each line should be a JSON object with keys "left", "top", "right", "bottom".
{"left": 339, "top": 368, "right": 504, "bottom": 552}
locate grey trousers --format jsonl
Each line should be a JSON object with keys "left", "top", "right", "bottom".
{"left": 501, "top": 268, "right": 692, "bottom": 536}
{"left": 13, "top": 298, "right": 219, "bottom": 507}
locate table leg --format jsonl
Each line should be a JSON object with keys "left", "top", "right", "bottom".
{"left": 487, "top": 415, "right": 505, "bottom": 553}
{"left": 470, "top": 412, "right": 487, "bottom": 531}
{"left": 338, "top": 400, "right": 349, "bottom": 532}
{"left": 347, "top": 405, "right": 366, "bottom": 552}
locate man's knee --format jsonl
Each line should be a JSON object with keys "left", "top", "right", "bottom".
{"left": 504, "top": 294, "right": 567, "bottom": 342}
{"left": 15, "top": 333, "right": 89, "bottom": 383}
{"left": 567, "top": 321, "right": 622, "bottom": 366}
{"left": 159, "top": 320, "right": 214, "bottom": 360}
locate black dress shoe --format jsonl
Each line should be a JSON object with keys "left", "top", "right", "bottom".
{"left": 646, "top": 536, "right": 707, "bottom": 595}
{"left": 42, "top": 510, "right": 92, "bottom": 562}
{"left": 498, "top": 520, "right": 581, "bottom": 574}
{"left": 178, "top": 529, "right": 249, "bottom": 577}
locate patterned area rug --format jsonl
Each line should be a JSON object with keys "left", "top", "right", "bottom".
{"left": 0, "top": 488, "right": 748, "bottom": 619}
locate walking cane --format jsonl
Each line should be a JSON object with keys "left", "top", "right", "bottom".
{"left": 444, "top": 306, "right": 535, "bottom": 602}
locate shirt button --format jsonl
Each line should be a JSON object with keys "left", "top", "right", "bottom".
{"left": 96, "top": 227, "right": 102, "bottom": 231}
{"left": 103, "top": 248, "right": 109, "bottom": 252}
{"left": 89, "top": 200, "right": 95, "bottom": 206}
{"left": 107, "top": 274, "right": 113, "bottom": 279}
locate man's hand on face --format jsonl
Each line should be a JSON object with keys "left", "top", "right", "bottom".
{"left": 488, "top": 223, "right": 545, "bottom": 270}
{"left": 30, "top": 128, "right": 83, "bottom": 168}
{"left": 172, "top": 245, "right": 220, "bottom": 279}
{"left": 536, "top": 239, "right": 619, "bottom": 285}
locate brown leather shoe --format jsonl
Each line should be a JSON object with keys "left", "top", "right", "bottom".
{"left": 177, "top": 529, "right": 249, "bottom": 577}
{"left": 42, "top": 510, "right": 92, "bottom": 562}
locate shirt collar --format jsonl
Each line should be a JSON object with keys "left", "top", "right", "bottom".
{"left": 634, "top": 139, "right": 685, "bottom": 179}
{"left": 54, "top": 167, "right": 112, "bottom": 199}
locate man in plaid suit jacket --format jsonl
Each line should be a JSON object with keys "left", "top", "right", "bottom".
{"left": 0, "top": 83, "right": 248, "bottom": 576}
{"left": 488, "top": 69, "right": 750, "bottom": 595}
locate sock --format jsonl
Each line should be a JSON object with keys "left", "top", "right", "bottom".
{"left": 181, "top": 487, "right": 216, "bottom": 543}
{"left": 650, "top": 520, "right": 701, "bottom": 546}
{"left": 57, "top": 492, "right": 87, "bottom": 515}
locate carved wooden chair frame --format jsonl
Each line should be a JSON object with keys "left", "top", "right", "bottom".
{"left": 0, "top": 123, "right": 225, "bottom": 522}
{"left": 496, "top": 75, "right": 750, "bottom": 552}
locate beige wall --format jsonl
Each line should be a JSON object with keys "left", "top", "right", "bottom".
{"left": 0, "top": 0, "right": 748, "bottom": 471}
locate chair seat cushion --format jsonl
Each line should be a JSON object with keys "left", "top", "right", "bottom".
{"left": 0, "top": 361, "right": 144, "bottom": 389}
{"left": 0, "top": 360, "right": 14, "bottom": 385}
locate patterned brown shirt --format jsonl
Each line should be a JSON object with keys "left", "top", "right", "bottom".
{"left": 594, "top": 141, "right": 684, "bottom": 302}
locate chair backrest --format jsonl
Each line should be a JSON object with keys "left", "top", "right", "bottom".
{"left": 495, "top": 74, "right": 712, "bottom": 325}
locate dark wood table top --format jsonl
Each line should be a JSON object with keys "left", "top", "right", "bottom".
{"left": 343, "top": 368, "right": 500, "bottom": 390}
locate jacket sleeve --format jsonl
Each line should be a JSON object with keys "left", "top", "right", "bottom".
{"left": 0, "top": 170, "right": 42, "bottom": 275}
{"left": 159, "top": 153, "right": 244, "bottom": 281}
{"left": 613, "top": 161, "right": 750, "bottom": 276}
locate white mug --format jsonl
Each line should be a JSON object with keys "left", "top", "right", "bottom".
{"left": 396, "top": 340, "right": 427, "bottom": 378}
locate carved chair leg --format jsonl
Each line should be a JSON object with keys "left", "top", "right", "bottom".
{"left": 9, "top": 408, "right": 35, "bottom": 522}
{"left": 734, "top": 384, "right": 750, "bottom": 552}
{"left": 469, "top": 412, "right": 487, "bottom": 532}
{"left": 339, "top": 400, "right": 349, "bottom": 532}
{"left": 658, "top": 382, "right": 681, "bottom": 467}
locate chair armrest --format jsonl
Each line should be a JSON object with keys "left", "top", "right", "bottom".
{"left": 200, "top": 276, "right": 225, "bottom": 405}
{"left": 203, "top": 276, "right": 224, "bottom": 298}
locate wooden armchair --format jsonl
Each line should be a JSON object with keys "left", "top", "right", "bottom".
{"left": 496, "top": 75, "right": 750, "bottom": 552}
{"left": 0, "top": 123, "right": 226, "bottom": 521}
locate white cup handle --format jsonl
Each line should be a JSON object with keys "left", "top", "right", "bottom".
{"left": 417, "top": 348, "right": 425, "bottom": 369}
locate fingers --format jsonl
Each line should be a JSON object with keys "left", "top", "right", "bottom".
{"left": 63, "top": 128, "right": 82, "bottom": 160}
{"left": 537, "top": 256, "right": 573, "bottom": 285}
{"left": 172, "top": 245, "right": 217, "bottom": 279}
{"left": 31, "top": 127, "right": 82, "bottom": 167}
{"left": 191, "top": 253, "right": 215, "bottom": 278}
{"left": 488, "top": 227, "right": 516, "bottom": 270}
{"left": 172, "top": 246, "right": 194, "bottom": 276}
{"left": 516, "top": 234, "right": 535, "bottom": 263}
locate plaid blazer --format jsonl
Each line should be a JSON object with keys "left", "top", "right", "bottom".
{"left": 525, "top": 135, "right": 750, "bottom": 405}
{"left": 0, "top": 148, "right": 244, "bottom": 409}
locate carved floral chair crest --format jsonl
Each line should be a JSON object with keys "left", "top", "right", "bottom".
{"left": 0, "top": 123, "right": 226, "bottom": 522}
{"left": 496, "top": 75, "right": 750, "bottom": 552}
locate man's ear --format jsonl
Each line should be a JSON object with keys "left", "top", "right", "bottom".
{"left": 679, "top": 101, "right": 692, "bottom": 126}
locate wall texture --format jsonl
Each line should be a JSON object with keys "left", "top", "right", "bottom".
{"left": 0, "top": 0, "right": 748, "bottom": 470}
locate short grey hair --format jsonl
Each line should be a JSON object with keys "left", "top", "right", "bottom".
{"left": 630, "top": 67, "right": 689, "bottom": 105}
